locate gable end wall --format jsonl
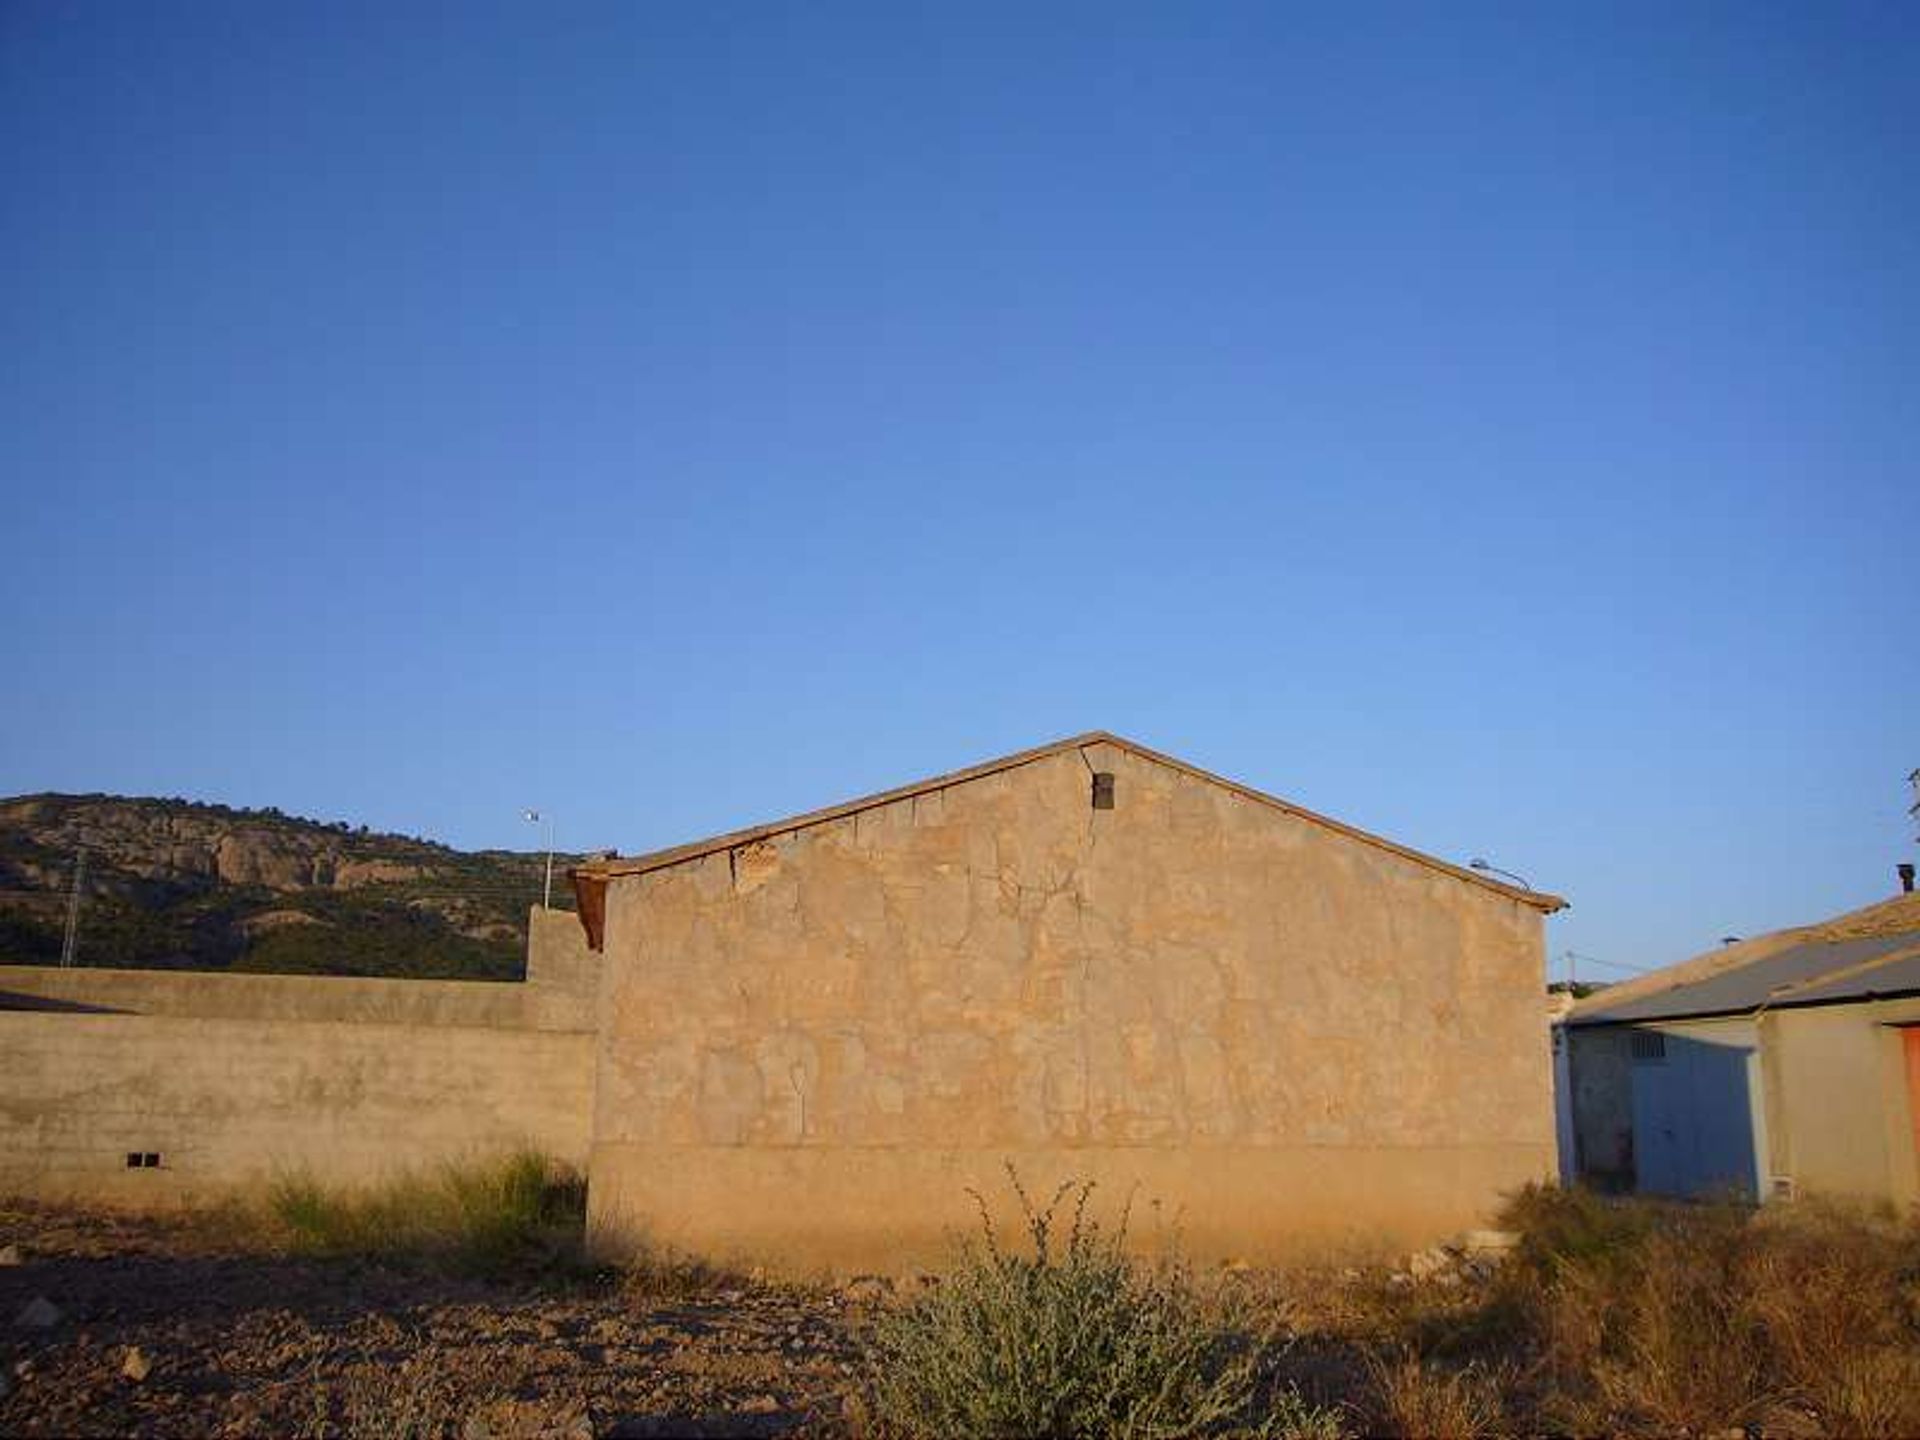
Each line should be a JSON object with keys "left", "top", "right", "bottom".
{"left": 588, "top": 744, "right": 1552, "bottom": 1273}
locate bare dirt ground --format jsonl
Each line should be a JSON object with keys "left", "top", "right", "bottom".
{"left": 0, "top": 1203, "right": 863, "bottom": 1438}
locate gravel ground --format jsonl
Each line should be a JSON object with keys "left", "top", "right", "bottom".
{"left": 0, "top": 1203, "right": 865, "bottom": 1438}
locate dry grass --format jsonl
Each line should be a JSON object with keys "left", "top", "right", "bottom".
{"left": 1366, "top": 1351, "right": 1506, "bottom": 1440}
{"left": 1505, "top": 1189, "right": 1920, "bottom": 1437}
{"left": 295, "top": 1353, "right": 463, "bottom": 1440}
{"left": 256, "top": 1166, "right": 1920, "bottom": 1435}
{"left": 1226, "top": 1185, "right": 1920, "bottom": 1439}
{"left": 266, "top": 1149, "right": 588, "bottom": 1276}
{"left": 860, "top": 1180, "right": 1920, "bottom": 1435}
{"left": 588, "top": 1216, "right": 752, "bottom": 1303}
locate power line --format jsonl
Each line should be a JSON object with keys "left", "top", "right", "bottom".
{"left": 1561, "top": 949, "right": 1650, "bottom": 985}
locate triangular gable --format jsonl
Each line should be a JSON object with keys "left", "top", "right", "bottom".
{"left": 567, "top": 732, "right": 1565, "bottom": 950}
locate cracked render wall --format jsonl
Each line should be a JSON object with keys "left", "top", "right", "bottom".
{"left": 587, "top": 741, "right": 1554, "bottom": 1275}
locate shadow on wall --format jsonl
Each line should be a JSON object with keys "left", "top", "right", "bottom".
{"left": 0, "top": 989, "right": 124, "bottom": 1014}
{"left": 1627, "top": 1030, "right": 1763, "bottom": 1202}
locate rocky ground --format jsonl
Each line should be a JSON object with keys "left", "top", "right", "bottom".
{"left": 0, "top": 1203, "right": 865, "bottom": 1438}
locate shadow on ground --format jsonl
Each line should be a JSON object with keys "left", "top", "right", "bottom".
{"left": 0, "top": 1205, "right": 858, "bottom": 1438}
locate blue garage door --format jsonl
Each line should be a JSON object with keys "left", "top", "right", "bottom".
{"left": 1629, "top": 1027, "right": 1762, "bottom": 1200}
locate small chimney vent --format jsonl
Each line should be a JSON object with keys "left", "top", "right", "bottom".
{"left": 1900, "top": 863, "right": 1915, "bottom": 895}
{"left": 1091, "top": 772, "right": 1115, "bottom": 810}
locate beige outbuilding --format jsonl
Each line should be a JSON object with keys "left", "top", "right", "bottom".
{"left": 571, "top": 731, "right": 1565, "bottom": 1275}
{"left": 1562, "top": 889, "right": 1920, "bottom": 1208}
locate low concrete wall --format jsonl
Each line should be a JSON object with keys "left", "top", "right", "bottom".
{"left": 0, "top": 907, "right": 598, "bottom": 1033}
{"left": 0, "top": 907, "right": 600, "bottom": 1205}
{"left": 0, "top": 1012, "right": 594, "bottom": 1205}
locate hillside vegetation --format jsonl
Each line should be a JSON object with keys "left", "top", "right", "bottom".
{"left": 0, "top": 793, "right": 576, "bottom": 980}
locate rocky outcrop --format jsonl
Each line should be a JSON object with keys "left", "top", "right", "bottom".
{"left": 0, "top": 798, "right": 439, "bottom": 896}
{"left": 0, "top": 793, "right": 570, "bottom": 975}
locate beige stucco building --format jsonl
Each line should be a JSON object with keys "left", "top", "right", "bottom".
{"left": 572, "top": 732, "right": 1564, "bottom": 1274}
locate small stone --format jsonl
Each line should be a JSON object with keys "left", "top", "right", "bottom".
{"left": 742, "top": 1394, "right": 780, "bottom": 1414}
{"left": 122, "top": 1346, "right": 152, "bottom": 1383}
{"left": 14, "top": 1296, "right": 61, "bottom": 1330}
{"left": 1407, "top": 1248, "right": 1452, "bottom": 1282}
{"left": 0, "top": 1243, "right": 21, "bottom": 1267}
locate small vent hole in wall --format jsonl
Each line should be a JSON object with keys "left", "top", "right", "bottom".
{"left": 1092, "top": 772, "right": 1115, "bottom": 810}
{"left": 1630, "top": 1032, "right": 1667, "bottom": 1063}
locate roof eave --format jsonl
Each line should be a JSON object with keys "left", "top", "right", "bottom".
{"left": 569, "top": 730, "right": 1568, "bottom": 914}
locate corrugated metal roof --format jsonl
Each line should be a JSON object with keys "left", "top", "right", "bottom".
{"left": 1570, "top": 931, "right": 1920, "bottom": 1025}
{"left": 1775, "top": 946, "right": 1920, "bottom": 1007}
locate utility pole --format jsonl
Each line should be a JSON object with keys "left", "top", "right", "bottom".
{"left": 59, "top": 847, "right": 87, "bottom": 968}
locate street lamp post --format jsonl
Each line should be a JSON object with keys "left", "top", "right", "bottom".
{"left": 1468, "top": 856, "right": 1533, "bottom": 892}
{"left": 522, "top": 809, "right": 555, "bottom": 910}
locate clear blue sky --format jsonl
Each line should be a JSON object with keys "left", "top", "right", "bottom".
{"left": 3, "top": 3, "right": 1914, "bottom": 980}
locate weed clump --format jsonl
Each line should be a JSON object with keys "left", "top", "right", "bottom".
{"left": 866, "top": 1164, "right": 1329, "bottom": 1439}
{"left": 1365, "top": 1350, "right": 1506, "bottom": 1440}
{"left": 268, "top": 1148, "right": 585, "bottom": 1276}
{"left": 296, "top": 1354, "right": 462, "bottom": 1440}
{"left": 1503, "top": 1188, "right": 1920, "bottom": 1437}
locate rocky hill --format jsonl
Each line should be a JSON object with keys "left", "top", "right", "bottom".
{"left": 0, "top": 794, "right": 577, "bottom": 980}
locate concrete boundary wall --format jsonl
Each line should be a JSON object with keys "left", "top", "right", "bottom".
{"left": 0, "top": 907, "right": 600, "bottom": 1204}
{"left": 0, "top": 1012, "right": 594, "bottom": 1205}
{"left": 0, "top": 907, "right": 597, "bottom": 1033}
{"left": 0, "top": 965, "right": 583, "bottom": 1030}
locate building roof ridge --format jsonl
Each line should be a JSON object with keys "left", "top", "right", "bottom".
{"left": 570, "top": 730, "right": 1565, "bottom": 914}
{"left": 1566, "top": 889, "right": 1920, "bottom": 1023}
